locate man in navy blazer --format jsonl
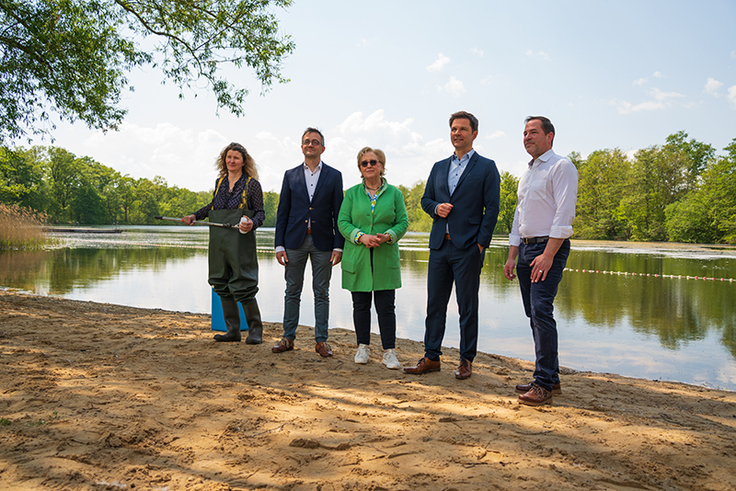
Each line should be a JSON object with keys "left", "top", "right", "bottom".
{"left": 272, "top": 127, "right": 344, "bottom": 358}
{"left": 404, "top": 111, "right": 500, "bottom": 380}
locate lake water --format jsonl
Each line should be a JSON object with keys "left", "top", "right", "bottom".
{"left": 2, "top": 225, "right": 735, "bottom": 391}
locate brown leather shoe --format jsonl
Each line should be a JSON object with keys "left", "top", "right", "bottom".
{"left": 315, "top": 341, "right": 333, "bottom": 358}
{"left": 518, "top": 384, "right": 553, "bottom": 406}
{"left": 455, "top": 359, "right": 472, "bottom": 380}
{"left": 515, "top": 381, "right": 562, "bottom": 395}
{"left": 272, "top": 337, "right": 294, "bottom": 353}
{"left": 403, "top": 357, "right": 441, "bottom": 374}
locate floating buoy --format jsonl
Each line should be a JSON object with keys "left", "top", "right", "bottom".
{"left": 557, "top": 268, "right": 734, "bottom": 283}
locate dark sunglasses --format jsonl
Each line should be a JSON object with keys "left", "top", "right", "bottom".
{"left": 360, "top": 159, "right": 379, "bottom": 167}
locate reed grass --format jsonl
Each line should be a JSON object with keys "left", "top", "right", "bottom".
{"left": 0, "top": 203, "right": 48, "bottom": 249}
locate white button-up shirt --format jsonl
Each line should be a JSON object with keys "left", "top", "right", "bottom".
{"left": 304, "top": 161, "right": 322, "bottom": 202}
{"left": 509, "top": 149, "right": 578, "bottom": 247}
{"left": 274, "top": 161, "right": 325, "bottom": 254}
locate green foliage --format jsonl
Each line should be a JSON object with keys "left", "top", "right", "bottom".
{"left": 398, "top": 181, "right": 433, "bottom": 232}
{"left": 665, "top": 138, "right": 736, "bottom": 243}
{"left": 497, "top": 171, "right": 519, "bottom": 235}
{"left": 619, "top": 147, "right": 662, "bottom": 241}
{"left": 571, "top": 132, "right": 732, "bottom": 244}
{"left": 262, "top": 190, "right": 279, "bottom": 227}
{"left": 0, "top": 0, "right": 295, "bottom": 142}
{"left": 663, "top": 131, "right": 715, "bottom": 193}
{"left": 0, "top": 144, "right": 213, "bottom": 225}
{"left": 574, "top": 148, "right": 630, "bottom": 240}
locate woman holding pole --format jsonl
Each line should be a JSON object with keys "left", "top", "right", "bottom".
{"left": 183, "top": 142, "right": 265, "bottom": 344}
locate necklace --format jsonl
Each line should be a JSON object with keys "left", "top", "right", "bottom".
{"left": 365, "top": 180, "right": 381, "bottom": 191}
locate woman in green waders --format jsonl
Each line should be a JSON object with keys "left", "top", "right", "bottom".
{"left": 183, "top": 142, "right": 265, "bottom": 344}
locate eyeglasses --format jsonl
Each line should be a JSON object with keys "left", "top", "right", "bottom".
{"left": 302, "top": 139, "right": 322, "bottom": 147}
{"left": 360, "top": 159, "right": 379, "bottom": 167}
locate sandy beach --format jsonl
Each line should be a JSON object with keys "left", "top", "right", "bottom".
{"left": 1, "top": 289, "right": 735, "bottom": 490}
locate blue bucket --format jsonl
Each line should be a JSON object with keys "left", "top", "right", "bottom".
{"left": 211, "top": 289, "right": 248, "bottom": 332}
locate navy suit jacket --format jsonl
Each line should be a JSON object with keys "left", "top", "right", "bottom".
{"left": 421, "top": 152, "right": 500, "bottom": 250}
{"left": 275, "top": 163, "right": 345, "bottom": 252}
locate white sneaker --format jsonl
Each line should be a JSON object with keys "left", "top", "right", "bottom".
{"left": 382, "top": 349, "right": 401, "bottom": 370}
{"left": 354, "top": 344, "right": 370, "bottom": 364}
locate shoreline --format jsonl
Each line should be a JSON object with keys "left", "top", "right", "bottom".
{"left": 2, "top": 290, "right": 736, "bottom": 490}
{"left": 3, "top": 287, "right": 732, "bottom": 393}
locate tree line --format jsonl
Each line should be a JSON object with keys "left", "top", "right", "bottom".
{"left": 571, "top": 131, "right": 736, "bottom": 244}
{"left": 0, "top": 144, "right": 519, "bottom": 233}
{"left": 1, "top": 130, "right": 735, "bottom": 243}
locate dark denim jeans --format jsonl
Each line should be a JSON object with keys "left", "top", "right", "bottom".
{"left": 351, "top": 290, "right": 396, "bottom": 350}
{"left": 516, "top": 239, "right": 570, "bottom": 391}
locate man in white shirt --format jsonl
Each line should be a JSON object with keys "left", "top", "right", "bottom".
{"left": 503, "top": 116, "right": 578, "bottom": 406}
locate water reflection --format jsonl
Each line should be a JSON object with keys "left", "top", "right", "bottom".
{"left": 561, "top": 250, "right": 736, "bottom": 358}
{"left": 2, "top": 227, "right": 735, "bottom": 390}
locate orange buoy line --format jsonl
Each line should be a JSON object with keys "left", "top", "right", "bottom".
{"left": 565, "top": 268, "right": 735, "bottom": 282}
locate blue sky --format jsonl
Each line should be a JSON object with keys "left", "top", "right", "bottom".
{"left": 42, "top": 0, "right": 736, "bottom": 194}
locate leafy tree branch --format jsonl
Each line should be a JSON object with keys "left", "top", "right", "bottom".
{"left": 0, "top": 0, "right": 294, "bottom": 142}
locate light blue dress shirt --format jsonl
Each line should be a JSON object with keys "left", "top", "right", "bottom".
{"left": 448, "top": 149, "right": 475, "bottom": 195}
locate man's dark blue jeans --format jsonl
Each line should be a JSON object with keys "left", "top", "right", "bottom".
{"left": 516, "top": 239, "right": 570, "bottom": 392}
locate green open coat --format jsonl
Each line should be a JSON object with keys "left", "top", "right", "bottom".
{"left": 338, "top": 182, "right": 409, "bottom": 292}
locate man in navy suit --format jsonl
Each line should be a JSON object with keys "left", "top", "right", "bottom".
{"left": 272, "top": 127, "right": 344, "bottom": 358}
{"left": 404, "top": 111, "right": 500, "bottom": 379}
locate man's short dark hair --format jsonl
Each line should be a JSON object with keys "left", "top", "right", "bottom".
{"left": 302, "top": 127, "right": 325, "bottom": 146}
{"left": 525, "top": 116, "right": 555, "bottom": 144}
{"left": 449, "top": 111, "right": 479, "bottom": 133}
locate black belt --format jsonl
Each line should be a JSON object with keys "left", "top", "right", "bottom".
{"left": 521, "top": 236, "right": 549, "bottom": 244}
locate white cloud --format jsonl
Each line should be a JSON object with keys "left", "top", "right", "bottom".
{"left": 618, "top": 81, "right": 684, "bottom": 114}
{"left": 439, "top": 76, "right": 466, "bottom": 97}
{"left": 728, "top": 85, "right": 736, "bottom": 106}
{"left": 358, "top": 38, "right": 370, "bottom": 47}
{"left": 731, "top": 50, "right": 736, "bottom": 59}
{"left": 650, "top": 88, "right": 685, "bottom": 101}
{"left": 426, "top": 53, "right": 450, "bottom": 72}
{"left": 480, "top": 76, "right": 494, "bottom": 86}
{"left": 471, "top": 47, "right": 484, "bottom": 58}
{"left": 704, "top": 77, "right": 723, "bottom": 96}
{"left": 485, "top": 130, "right": 506, "bottom": 140}
{"left": 616, "top": 86, "right": 684, "bottom": 114}
{"left": 331, "top": 110, "right": 450, "bottom": 187}
{"left": 251, "top": 131, "right": 302, "bottom": 191}
{"left": 525, "top": 49, "right": 550, "bottom": 60}
{"left": 633, "top": 77, "right": 648, "bottom": 86}
{"left": 80, "top": 122, "right": 229, "bottom": 192}
{"left": 616, "top": 100, "right": 667, "bottom": 114}
{"left": 653, "top": 71, "right": 664, "bottom": 78}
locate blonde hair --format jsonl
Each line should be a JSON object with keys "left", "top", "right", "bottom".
{"left": 216, "top": 142, "right": 258, "bottom": 180}
{"left": 356, "top": 147, "right": 386, "bottom": 176}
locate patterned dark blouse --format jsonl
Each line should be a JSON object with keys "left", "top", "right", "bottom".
{"left": 193, "top": 174, "right": 266, "bottom": 229}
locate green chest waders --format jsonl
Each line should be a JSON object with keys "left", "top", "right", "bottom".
{"left": 207, "top": 207, "right": 263, "bottom": 344}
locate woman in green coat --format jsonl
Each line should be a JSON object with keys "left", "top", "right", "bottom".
{"left": 338, "top": 147, "right": 409, "bottom": 369}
